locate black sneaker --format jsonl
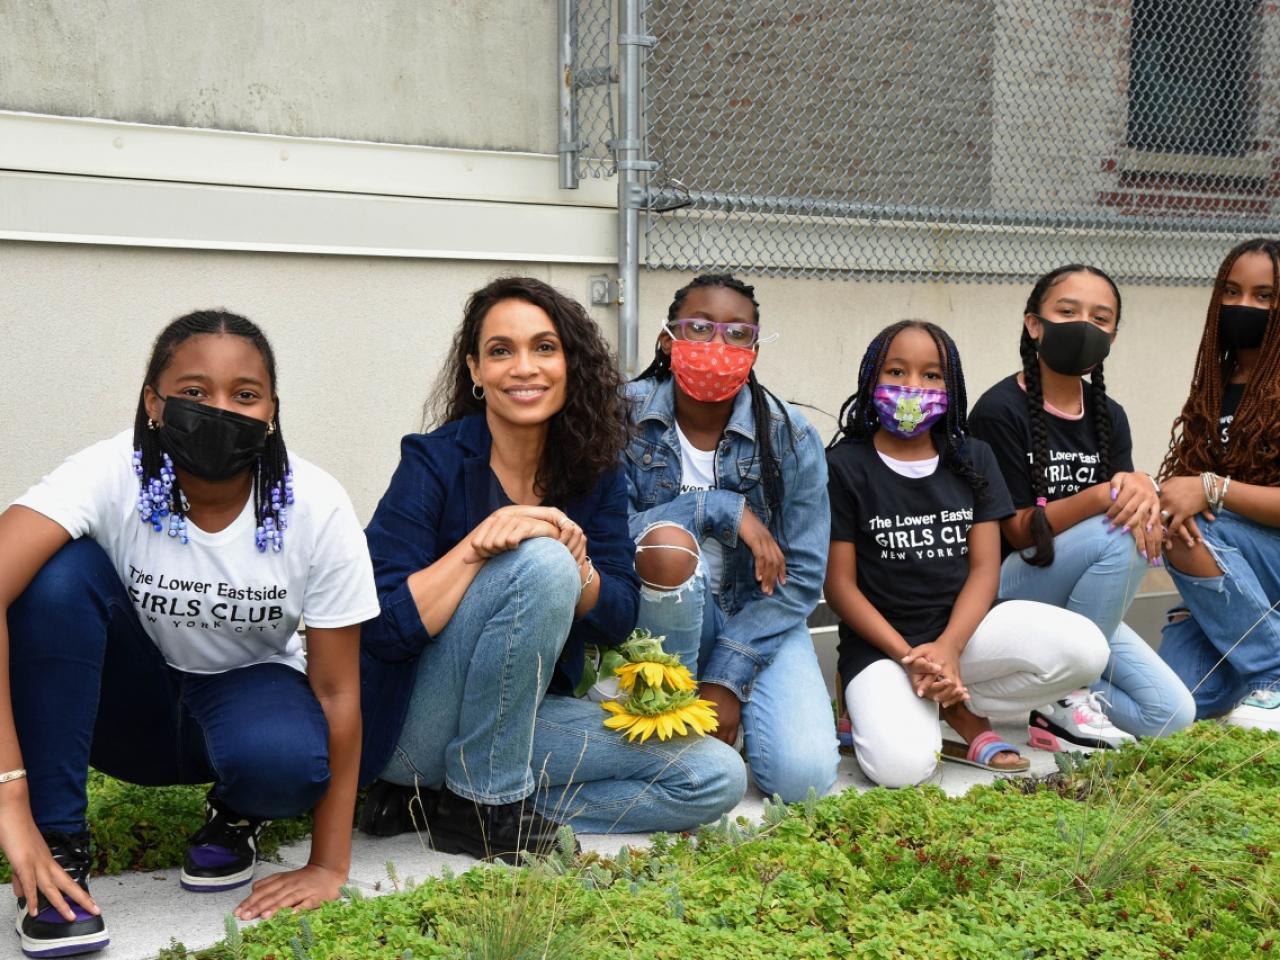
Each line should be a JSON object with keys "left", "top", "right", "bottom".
{"left": 357, "top": 779, "right": 440, "bottom": 838}
{"left": 180, "top": 793, "right": 265, "bottom": 892}
{"left": 14, "top": 830, "right": 109, "bottom": 959}
{"left": 428, "top": 787, "right": 573, "bottom": 864}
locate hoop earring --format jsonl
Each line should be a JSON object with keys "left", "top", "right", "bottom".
{"left": 147, "top": 418, "right": 160, "bottom": 431}
{"left": 471, "top": 383, "right": 485, "bottom": 400}
{"left": 267, "top": 420, "right": 276, "bottom": 436}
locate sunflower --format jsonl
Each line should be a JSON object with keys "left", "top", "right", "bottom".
{"left": 601, "top": 696, "right": 719, "bottom": 742}
{"left": 614, "top": 660, "right": 697, "bottom": 693}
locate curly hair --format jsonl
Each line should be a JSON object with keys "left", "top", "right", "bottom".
{"left": 425, "top": 276, "right": 628, "bottom": 505}
{"left": 829, "top": 319, "right": 986, "bottom": 496}
{"left": 634, "top": 273, "right": 797, "bottom": 528}
{"left": 1159, "top": 237, "right": 1280, "bottom": 486}
{"left": 1019, "top": 264, "right": 1122, "bottom": 567}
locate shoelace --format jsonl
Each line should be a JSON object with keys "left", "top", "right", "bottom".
{"left": 1063, "top": 690, "right": 1118, "bottom": 728}
{"left": 192, "top": 805, "right": 259, "bottom": 849}
{"left": 45, "top": 834, "right": 91, "bottom": 884}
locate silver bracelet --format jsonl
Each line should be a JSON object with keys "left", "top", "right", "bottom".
{"left": 0, "top": 768, "right": 27, "bottom": 785}
{"left": 579, "top": 557, "right": 595, "bottom": 597}
{"left": 1218, "top": 476, "right": 1231, "bottom": 512}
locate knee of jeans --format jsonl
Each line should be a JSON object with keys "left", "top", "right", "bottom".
{"left": 1097, "top": 527, "right": 1148, "bottom": 573}
{"left": 1163, "top": 686, "right": 1197, "bottom": 735}
{"left": 509, "top": 537, "right": 580, "bottom": 602}
{"left": 636, "top": 523, "right": 700, "bottom": 591}
{"left": 216, "top": 733, "right": 331, "bottom": 819}
{"left": 857, "top": 743, "right": 937, "bottom": 789}
{"left": 680, "top": 740, "right": 747, "bottom": 823}
{"left": 12, "top": 539, "right": 114, "bottom": 616}
{"left": 754, "top": 741, "right": 839, "bottom": 803}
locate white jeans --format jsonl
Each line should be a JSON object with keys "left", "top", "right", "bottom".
{"left": 844, "top": 600, "right": 1109, "bottom": 788}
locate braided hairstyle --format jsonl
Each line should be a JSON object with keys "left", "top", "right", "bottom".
{"left": 634, "top": 273, "right": 796, "bottom": 529}
{"left": 829, "top": 319, "right": 987, "bottom": 495}
{"left": 1159, "top": 238, "right": 1280, "bottom": 486}
{"left": 133, "top": 310, "right": 291, "bottom": 549}
{"left": 1020, "top": 264, "right": 1122, "bottom": 567}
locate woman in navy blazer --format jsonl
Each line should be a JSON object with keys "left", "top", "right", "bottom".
{"left": 358, "top": 277, "right": 745, "bottom": 860}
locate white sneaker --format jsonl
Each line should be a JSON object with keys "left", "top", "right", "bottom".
{"left": 1226, "top": 687, "right": 1280, "bottom": 731}
{"left": 1028, "top": 689, "right": 1137, "bottom": 751}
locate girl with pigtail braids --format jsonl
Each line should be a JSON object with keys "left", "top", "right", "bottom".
{"left": 0, "top": 310, "right": 381, "bottom": 957}
{"left": 970, "top": 266, "right": 1195, "bottom": 751}
{"left": 624, "top": 273, "right": 839, "bottom": 804}
{"left": 1156, "top": 238, "right": 1280, "bottom": 728}
{"left": 825, "top": 320, "right": 1108, "bottom": 786}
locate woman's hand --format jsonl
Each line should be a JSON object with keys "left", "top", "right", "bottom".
{"left": 738, "top": 507, "right": 786, "bottom": 596}
{"left": 1, "top": 798, "right": 99, "bottom": 922}
{"left": 233, "top": 863, "right": 346, "bottom": 921}
{"left": 463, "top": 509, "right": 561, "bottom": 563}
{"left": 1159, "top": 476, "right": 1210, "bottom": 548}
{"left": 902, "top": 642, "right": 968, "bottom": 707}
{"left": 1106, "top": 472, "right": 1164, "bottom": 564}
{"left": 469, "top": 505, "right": 586, "bottom": 564}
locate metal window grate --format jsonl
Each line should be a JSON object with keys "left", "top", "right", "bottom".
{"left": 638, "top": 0, "right": 1280, "bottom": 284}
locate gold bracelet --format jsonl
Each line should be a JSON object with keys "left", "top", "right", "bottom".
{"left": 0, "top": 768, "right": 27, "bottom": 785}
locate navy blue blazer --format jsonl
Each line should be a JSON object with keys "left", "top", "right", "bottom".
{"left": 359, "top": 413, "right": 639, "bottom": 784}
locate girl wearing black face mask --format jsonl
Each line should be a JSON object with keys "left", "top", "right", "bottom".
{"left": 0, "top": 311, "right": 379, "bottom": 958}
{"left": 969, "top": 265, "right": 1195, "bottom": 754}
{"left": 1157, "top": 238, "right": 1280, "bottom": 731}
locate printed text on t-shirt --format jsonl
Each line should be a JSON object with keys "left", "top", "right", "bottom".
{"left": 127, "top": 564, "right": 288, "bottom": 632}
{"left": 866, "top": 508, "right": 973, "bottom": 560}
{"left": 1023, "top": 449, "right": 1100, "bottom": 496}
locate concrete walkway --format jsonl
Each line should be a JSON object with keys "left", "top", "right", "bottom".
{"left": 7, "top": 721, "right": 1067, "bottom": 960}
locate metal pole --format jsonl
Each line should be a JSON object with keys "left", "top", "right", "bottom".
{"left": 557, "top": 0, "right": 578, "bottom": 190}
{"left": 616, "top": 0, "right": 650, "bottom": 376}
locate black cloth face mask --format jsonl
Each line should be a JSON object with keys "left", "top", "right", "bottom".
{"left": 158, "top": 396, "right": 269, "bottom": 481}
{"left": 1218, "top": 304, "right": 1270, "bottom": 351}
{"left": 1033, "top": 316, "right": 1113, "bottom": 376}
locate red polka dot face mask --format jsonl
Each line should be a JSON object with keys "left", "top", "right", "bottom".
{"left": 668, "top": 338, "right": 756, "bottom": 403}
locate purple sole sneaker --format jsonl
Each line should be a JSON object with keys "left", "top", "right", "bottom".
{"left": 180, "top": 842, "right": 256, "bottom": 892}
{"left": 15, "top": 903, "right": 109, "bottom": 958}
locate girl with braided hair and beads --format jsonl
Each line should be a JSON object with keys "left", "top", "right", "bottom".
{"left": 1157, "top": 238, "right": 1280, "bottom": 730}
{"left": 0, "top": 310, "right": 379, "bottom": 958}
{"left": 825, "top": 320, "right": 1108, "bottom": 786}
{"left": 969, "top": 266, "right": 1195, "bottom": 752}
{"left": 624, "top": 273, "right": 839, "bottom": 803}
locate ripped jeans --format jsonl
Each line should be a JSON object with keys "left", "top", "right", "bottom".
{"left": 633, "top": 524, "right": 839, "bottom": 803}
{"left": 1160, "top": 511, "right": 1280, "bottom": 718}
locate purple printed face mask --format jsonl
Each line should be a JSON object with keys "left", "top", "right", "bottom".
{"left": 872, "top": 384, "right": 948, "bottom": 438}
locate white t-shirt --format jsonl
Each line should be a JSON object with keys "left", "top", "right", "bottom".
{"left": 877, "top": 450, "right": 939, "bottom": 479}
{"left": 674, "top": 422, "right": 725, "bottom": 594}
{"left": 14, "top": 431, "right": 380, "bottom": 675}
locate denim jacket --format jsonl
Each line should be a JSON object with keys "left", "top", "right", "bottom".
{"left": 623, "top": 376, "right": 830, "bottom": 701}
{"left": 358, "top": 413, "right": 639, "bottom": 783}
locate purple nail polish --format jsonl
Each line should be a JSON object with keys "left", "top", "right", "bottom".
{"left": 1146, "top": 524, "right": 1153, "bottom": 533}
{"left": 1155, "top": 557, "right": 1163, "bottom": 567}
{"left": 1140, "top": 550, "right": 1147, "bottom": 559}
{"left": 1110, "top": 488, "right": 1118, "bottom": 501}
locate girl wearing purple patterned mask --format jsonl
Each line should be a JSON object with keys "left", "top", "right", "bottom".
{"left": 823, "top": 321, "right": 1108, "bottom": 788}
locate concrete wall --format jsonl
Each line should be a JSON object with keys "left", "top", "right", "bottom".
{"left": 0, "top": 0, "right": 557, "bottom": 152}
{"left": 1, "top": 239, "right": 1210, "bottom": 526}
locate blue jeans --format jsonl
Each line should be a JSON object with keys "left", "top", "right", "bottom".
{"left": 637, "top": 564, "right": 839, "bottom": 803}
{"left": 1000, "top": 518, "right": 1195, "bottom": 737}
{"left": 8, "top": 539, "right": 331, "bottom": 834}
{"left": 382, "top": 538, "right": 745, "bottom": 831}
{"left": 1160, "top": 511, "right": 1280, "bottom": 718}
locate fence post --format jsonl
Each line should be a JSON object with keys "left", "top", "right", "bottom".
{"left": 616, "top": 0, "right": 650, "bottom": 376}
{"left": 558, "top": 0, "right": 579, "bottom": 190}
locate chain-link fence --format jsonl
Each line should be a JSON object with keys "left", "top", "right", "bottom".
{"left": 639, "top": 0, "right": 1280, "bottom": 283}
{"left": 562, "top": 0, "right": 619, "bottom": 183}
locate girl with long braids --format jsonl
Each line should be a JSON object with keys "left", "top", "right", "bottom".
{"left": 624, "top": 273, "right": 838, "bottom": 803}
{"left": 825, "top": 321, "right": 1107, "bottom": 786}
{"left": 0, "top": 311, "right": 380, "bottom": 958}
{"left": 358, "top": 277, "right": 745, "bottom": 858}
{"left": 1157, "top": 238, "right": 1280, "bottom": 729}
{"left": 969, "top": 266, "right": 1195, "bottom": 750}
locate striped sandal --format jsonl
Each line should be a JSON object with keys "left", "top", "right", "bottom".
{"left": 940, "top": 730, "right": 1030, "bottom": 772}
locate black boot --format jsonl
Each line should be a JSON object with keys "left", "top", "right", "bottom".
{"left": 428, "top": 787, "right": 573, "bottom": 864}
{"left": 357, "top": 779, "right": 440, "bottom": 838}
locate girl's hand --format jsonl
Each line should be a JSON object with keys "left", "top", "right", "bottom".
{"left": 902, "top": 643, "right": 968, "bottom": 705}
{"left": 1106, "top": 472, "right": 1164, "bottom": 565}
{"left": 1, "top": 801, "right": 99, "bottom": 922}
{"left": 1159, "top": 476, "right": 1210, "bottom": 548}
{"left": 463, "top": 510, "right": 561, "bottom": 563}
{"left": 233, "top": 863, "right": 346, "bottom": 921}
{"left": 739, "top": 507, "right": 786, "bottom": 596}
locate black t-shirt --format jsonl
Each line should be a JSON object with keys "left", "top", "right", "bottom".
{"left": 968, "top": 373, "right": 1134, "bottom": 510}
{"left": 826, "top": 438, "right": 1014, "bottom": 682}
{"left": 1221, "top": 382, "right": 1245, "bottom": 445}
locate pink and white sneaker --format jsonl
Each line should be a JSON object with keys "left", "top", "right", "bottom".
{"left": 1027, "top": 690, "right": 1136, "bottom": 751}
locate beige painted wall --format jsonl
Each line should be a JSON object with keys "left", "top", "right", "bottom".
{"left": 2, "top": 240, "right": 1210, "bottom": 524}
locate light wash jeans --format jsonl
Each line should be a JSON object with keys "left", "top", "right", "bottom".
{"left": 844, "top": 600, "right": 1108, "bottom": 788}
{"left": 1000, "top": 518, "right": 1195, "bottom": 738}
{"left": 637, "top": 563, "right": 839, "bottom": 803}
{"left": 1160, "top": 511, "right": 1280, "bottom": 718}
{"left": 381, "top": 538, "right": 745, "bottom": 832}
